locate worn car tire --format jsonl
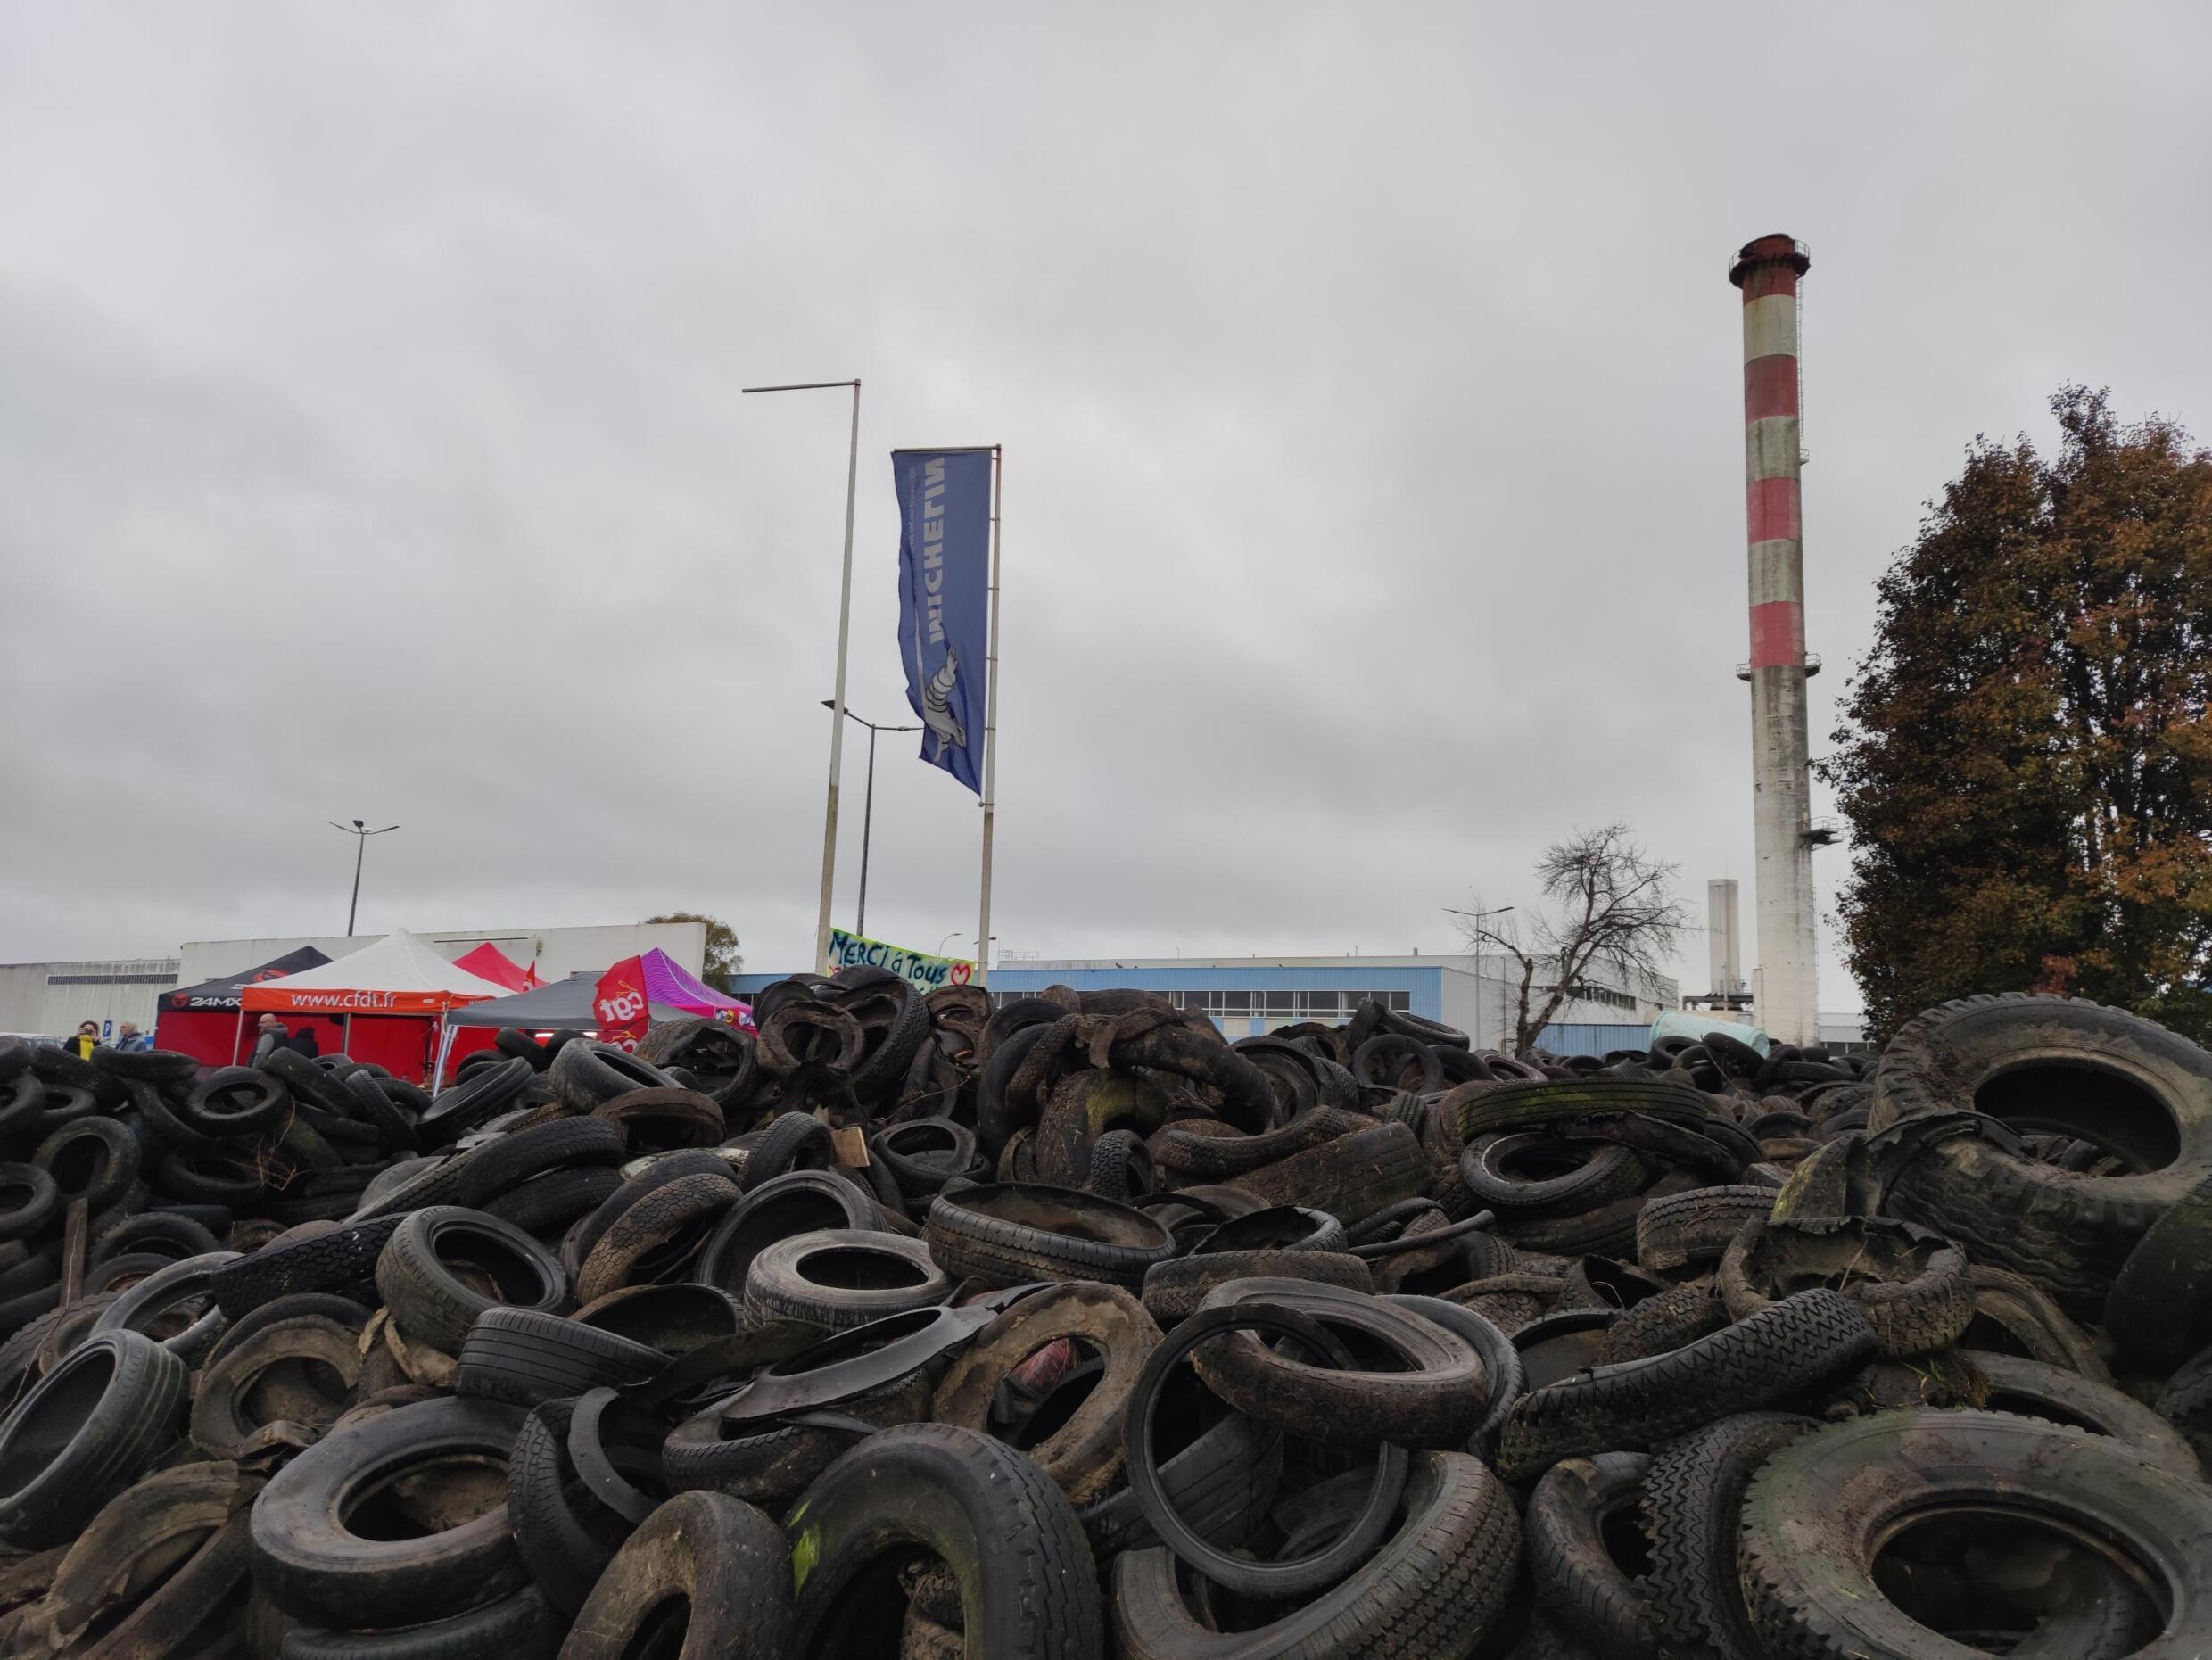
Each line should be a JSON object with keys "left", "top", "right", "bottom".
{"left": 1739, "top": 1410, "right": 2211, "bottom": 1659}
{"left": 2107, "top": 1166, "right": 2212, "bottom": 1367}
{"left": 1525, "top": 1452, "right": 1656, "bottom": 1657}
{"left": 1634, "top": 1185, "right": 1774, "bottom": 1273}
{"left": 1191, "top": 1276, "right": 1489, "bottom": 1449}
{"left": 1869, "top": 993, "right": 2212, "bottom": 1317}
{"left": 376, "top": 1208, "right": 568, "bottom": 1355}
{"left": 192, "top": 1312, "right": 362, "bottom": 1457}
{"left": 1227, "top": 1121, "right": 1432, "bottom": 1225}
{"left": 1967, "top": 1349, "right": 2200, "bottom": 1481}
{"left": 924, "top": 1183, "right": 1176, "bottom": 1292}
{"left": 552, "top": 1489, "right": 792, "bottom": 1659}
{"left": 574, "top": 1172, "right": 740, "bottom": 1305}
{"left": 1639, "top": 1412, "right": 1814, "bottom": 1659}
{"left": 1495, "top": 1289, "right": 1876, "bottom": 1482}
{"left": 931, "top": 1282, "right": 1160, "bottom": 1507}
{"left": 741, "top": 1228, "right": 949, "bottom": 1331}
{"left": 212, "top": 1218, "right": 402, "bottom": 1317}
{"left": 0, "top": 1331, "right": 189, "bottom": 1547}
{"left": 1111, "top": 1451, "right": 1520, "bottom": 1660}
{"left": 250, "top": 1396, "right": 529, "bottom": 1630}
{"left": 1462, "top": 1134, "right": 1647, "bottom": 1220}
{"left": 454, "top": 1306, "right": 664, "bottom": 1406}
{"left": 1719, "top": 1214, "right": 1973, "bottom": 1359}
{"left": 282, "top": 1583, "right": 559, "bottom": 1659}
{"left": 785, "top": 1424, "right": 1105, "bottom": 1660}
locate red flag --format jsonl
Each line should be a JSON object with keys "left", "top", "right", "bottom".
{"left": 593, "top": 956, "right": 650, "bottom": 1052}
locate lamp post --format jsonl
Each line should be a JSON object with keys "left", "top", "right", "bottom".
{"left": 328, "top": 819, "right": 399, "bottom": 936}
{"left": 820, "top": 701, "right": 918, "bottom": 939}
{"left": 1445, "top": 905, "right": 1515, "bottom": 1051}
{"left": 745, "top": 376, "right": 862, "bottom": 971}
{"left": 937, "top": 931, "right": 994, "bottom": 967}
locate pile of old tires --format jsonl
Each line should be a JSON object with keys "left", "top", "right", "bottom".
{"left": 1, "top": 984, "right": 2210, "bottom": 1656}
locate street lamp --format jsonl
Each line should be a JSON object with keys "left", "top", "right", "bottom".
{"left": 821, "top": 701, "right": 919, "bottom": 939}
{"left": 745, "top": 376, "right": 862, "bottom": 971}
{"left": 328, "top": 819, "right": 399, "bottom": 936}
{"left": 1445, "top": 905, "right": 1515, "bottom": 1051}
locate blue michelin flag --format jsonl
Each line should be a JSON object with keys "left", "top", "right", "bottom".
{"left": 892, "top": 449, "right": 992, "bottom": 794}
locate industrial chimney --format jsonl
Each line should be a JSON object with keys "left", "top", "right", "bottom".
{"left": 1707, "top": 877, "right": 1744, "bottom": 999}
{"left": 1729, "top": 235, "right": 1819, "bottom": 1045}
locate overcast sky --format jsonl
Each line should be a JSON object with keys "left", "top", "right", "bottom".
{"left": 3, "top": 4, "right": 2207, "bottom": 1010}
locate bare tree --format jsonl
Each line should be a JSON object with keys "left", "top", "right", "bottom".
{"left": 1451, "top": 824, "right": 1687, "bottom": 1057}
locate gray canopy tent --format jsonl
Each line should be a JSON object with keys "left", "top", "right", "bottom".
{"left": 442, "top": 971, "right": 689, "bottom": 1031}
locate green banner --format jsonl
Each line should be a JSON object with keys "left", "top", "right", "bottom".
{"left": 826, "top": 929, "right": 976, "bottom": 993}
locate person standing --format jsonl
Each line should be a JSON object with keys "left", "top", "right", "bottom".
{"left": 114, "top": 1021, "right": 152, "bottom": 1053}
{"left": 253, "top": 1015, "right": 319, "bottom": 1062}
{"left": 61, "top": 1021, "right": 100, "bottom": 1061}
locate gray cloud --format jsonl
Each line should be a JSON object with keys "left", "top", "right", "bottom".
{"left": 3, "top": 2, "right": 2207, "bottom": 1006}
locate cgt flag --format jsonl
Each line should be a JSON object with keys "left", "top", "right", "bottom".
{"left": 592, "top": 955, "right": 650, "bottom": 1052}
{"left": 893, "top": 449, "right": 992, "bottom": 793}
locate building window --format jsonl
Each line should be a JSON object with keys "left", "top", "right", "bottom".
{"left": 1550, "top": 982, "right": 1637, "bottom": 1012}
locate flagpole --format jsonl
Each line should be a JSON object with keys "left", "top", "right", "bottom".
{"left": 741, "top": 376, "right": 862, "bottom": 974}
{"left": 976, "top": 445, "right": 1003, "bottom": 987}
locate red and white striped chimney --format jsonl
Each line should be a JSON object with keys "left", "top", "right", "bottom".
{"left": 1729, "top": 234, "right": 1819, "bottom": 1045}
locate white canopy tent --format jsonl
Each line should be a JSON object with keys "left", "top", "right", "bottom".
{"left": 239, "top": 928, "right": 514, "bottom": 1083}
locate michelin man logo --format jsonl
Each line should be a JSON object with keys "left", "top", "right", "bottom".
{"left": 922, "top": 647, "right": 967, "bottom": 760}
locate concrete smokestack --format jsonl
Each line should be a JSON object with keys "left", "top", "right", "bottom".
{"left": 1707, "top": 878, "right": 1743, "bottom": 997}
{"left": 1729, "top": 234, "right": 1819, "bottom": 1045}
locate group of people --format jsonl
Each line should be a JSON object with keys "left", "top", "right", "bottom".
{"left": 54, "top": 1013, "right": 317, "bottom": 1063}
{"left": 56, "top": 1019, "right": 151, "bottom": 1060}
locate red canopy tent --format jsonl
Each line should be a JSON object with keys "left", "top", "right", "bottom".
{"left": 242, "top": 929, "right": 511, "bottom": 1085}
{"left": 451, "top": 942, "right": 542, "bottom": 994}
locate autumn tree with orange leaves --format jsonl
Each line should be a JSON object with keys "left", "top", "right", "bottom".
{"left": 1823, "top": 387, "right": 2212, "bottom": 1044}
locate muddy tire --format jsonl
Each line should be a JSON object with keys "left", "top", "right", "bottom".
{"left": 1869, "top": 993, "right": 2212, "bottom": 1317}
{"left": 931, "top": 1282, "right": 1160, "bottom": 1507}
{"left": 192, "top": 1312, "right": 362, "bottom": 1457}
{"left": 785, "top": 1423, "right": 1104, "bottom": 1660}
{"left": 2106, "top": 1166, "right": 2212, "bottom": 1367}
{"left": 1525, "top": 1452, "right": 1656, "bottom": 1657}
{"left": 1601, "top": 1284, "right": 1727, "bottom": 1365}
{"left": 1634, "top": 1185, "right": 1774, "bottom": 1273}
{"left": 1461, "top": 1134, "right": 1647, "bottom": 1220}
{"left": 1111, "top": 1451, "right": 1520, "bottom": 1660}
{"left": 574, "top": 1173, "right": 739, "bottom": 1305}
{"left": 1966, "top": 1349, "right": 2200, "bottom": 1481}
{"left": 1962, "top": 1264, "right": 2112, "bottom": 1381}
{"left": 1226, "top": 1121, "right": 1431, "bottom": 1225}
{"left": 1639, "top": 1411, "right": 1814, "bottom": 1658}
{"left": 741, "top": 1228, "right": 949, "bottom": 1330}
{"left": 1719, "top": 1215, "right": 1973, "bottom": 1358}
{"left": 923, "top": 1183, "right": 1176, "bottom": 1291}
{"left": 251, "top": 1396, "right": 528, "bottom": 1630}
{"left": 1495, "top": 1289, "right": 1875, "bottom": 1482}
{"left": 1739, "top": 1409, "right": 2209, "bottom": 1659}
{"left": 1190, "top": 1276, "right": 1488, "bottom": 1449}
{"left": 554, "top": 1489, "right": 792, "bottom": 1658}
{"left": 1140, "top": 1249, "right": 1372, "bottom": 1326}
{"left": 1149, "top": 1107, "right": 1372, "bottom": 1179}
